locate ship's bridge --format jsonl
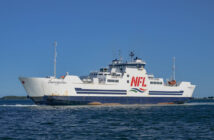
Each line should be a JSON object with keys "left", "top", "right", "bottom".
{"left": 109, "top": 57, "right": 146, "bottom": 70}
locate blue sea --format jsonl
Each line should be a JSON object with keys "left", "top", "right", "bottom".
{"left": 0, "top": 100, "right": 214, "bottom": 140}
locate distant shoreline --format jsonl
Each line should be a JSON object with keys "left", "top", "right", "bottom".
{"left": 0, "top": 96, "right": 28, "bottom": 100}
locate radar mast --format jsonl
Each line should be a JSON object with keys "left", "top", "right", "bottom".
{"left": 129, "top": 51, "right": 135, "bottom": 62}
{"left": 118, "top": 49, "right": 122, "bottom": 61}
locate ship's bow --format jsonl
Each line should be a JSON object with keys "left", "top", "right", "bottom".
{"left": 19, "top": 77, "right": 46, "bottom": 104}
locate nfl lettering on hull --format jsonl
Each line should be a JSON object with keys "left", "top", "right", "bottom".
{"left": 19, "top": 50, "right": 195, "bottom": 105}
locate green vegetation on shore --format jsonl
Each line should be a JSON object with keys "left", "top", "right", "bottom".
{"left": 0, "top": 96, "right": 28, "bottom": 100}
{"left": 192, "top": 96, "right": 214, "bottom": 100}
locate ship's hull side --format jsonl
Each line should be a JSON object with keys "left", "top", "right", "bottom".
{"left": 19, "top": 77, "right": 195, "bottom": 105}
{"left": 43, "top": 95, "right": 191, "bottom": 105}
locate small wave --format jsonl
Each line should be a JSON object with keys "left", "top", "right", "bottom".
{"left": 0, "top": 104, "right": 37, "bottom": 107}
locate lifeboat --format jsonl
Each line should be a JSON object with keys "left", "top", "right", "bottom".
{"left": 168, "top": 80, "right": 176, "bottom": 86}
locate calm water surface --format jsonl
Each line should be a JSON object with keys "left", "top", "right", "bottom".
{"left": 0, "top": 100, "right": 214, "bottom": 140}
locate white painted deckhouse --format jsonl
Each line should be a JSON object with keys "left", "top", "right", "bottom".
{"left": 19, "top": 48, "right": 195, "bottom": 105}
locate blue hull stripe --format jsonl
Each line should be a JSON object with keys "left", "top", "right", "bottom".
{"left": 76, "top": 92, "right": 126, "bottom": 95}
{"left": 42, "top": 96, "right": 191, "bottom": 105}
{"left": 75, "top": 88, "right": 126, "bottom": 92}
{"left": 149, "top": 91, "right": 184, "bottom": 93}
{"left": 149, "top": 91, "right": 184, "bottom": 95}
{"left": 149, "top": 93, "right": 183, "bottom": 95}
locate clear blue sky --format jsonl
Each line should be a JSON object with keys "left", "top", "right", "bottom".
{"left": 0, "top": 0, "right": 213, "bottom": 97}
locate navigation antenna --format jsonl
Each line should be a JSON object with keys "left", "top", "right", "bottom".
{"left": 54, "top": 41, "right": 57, "bottom": 78}
{"left": 172, "top": 57, "right": 176, "bottom": 80}
{"left": 118, "top": 49, "right": 122, "bottom": 61}
{"left": 129, "top": 51, "right": 135, "bottom": 62}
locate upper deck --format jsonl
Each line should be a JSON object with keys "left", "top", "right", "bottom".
{"left": 109, "top": 57, "right": 146, "bottom": 69}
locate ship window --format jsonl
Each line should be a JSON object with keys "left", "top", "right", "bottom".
{"left": 127, "top": 74, "right": 129, "bottom": 77}
{"left": 150, "top": 82, "right": 162, "bottom": 85}
{"left": 127, "top": 80, "right": 129, "bottom": 83}
{"left": 107, "top": 79, "right": 119, "bottom": 83}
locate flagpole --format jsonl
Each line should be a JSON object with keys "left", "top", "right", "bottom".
{"left": 54, "top": 41, "right": 57, "bottom": 78}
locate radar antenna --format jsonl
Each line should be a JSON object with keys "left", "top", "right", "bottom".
{"left": 54, "top": 41, "right": 57, "bottom": 78}
{"left": 129, "top": 51, "right": 135, "bottom": 62}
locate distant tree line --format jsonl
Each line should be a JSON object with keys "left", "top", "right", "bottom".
{"left": 0, "top": 96, "right": 28, "bottom": 100}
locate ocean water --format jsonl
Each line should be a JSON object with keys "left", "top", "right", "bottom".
{"left": 0, "top": 100, "right": 214, "bottom": 140}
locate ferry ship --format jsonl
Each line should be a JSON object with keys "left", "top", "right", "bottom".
{"left": 19, "top": 43, "right": 195, "bottom": 105}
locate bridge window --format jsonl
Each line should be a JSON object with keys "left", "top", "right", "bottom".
{"left": 150, "top": 82, "right": 162, "bottom": 85}
{"left": 107, "top": 79, "right": 119, "bottom": 83}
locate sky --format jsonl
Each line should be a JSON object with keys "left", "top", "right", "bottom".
{"left": 0, "top": 0, "right": 213, "bottom": 97}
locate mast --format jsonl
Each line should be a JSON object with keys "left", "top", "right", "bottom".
{"left": 172, "top": 56, "right": 175, "bottom": 80}
{"left": 54, "top": 41, "right": 57, "bottom": 78}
